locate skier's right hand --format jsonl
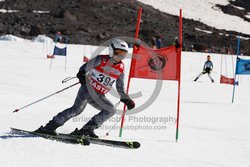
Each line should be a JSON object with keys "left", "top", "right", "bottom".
{"left": 77, "top": 71, "right": 86, "bottom": 85}
{"left": 121, "top": 98, "right": 135, "bottom": 110}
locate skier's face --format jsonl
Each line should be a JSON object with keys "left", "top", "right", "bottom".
{"left": 113, "top": 49, "right": 127, "bottom": 62}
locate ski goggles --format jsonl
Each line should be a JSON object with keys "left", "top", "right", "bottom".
{"left": 114, "top": 49, "right": 128, "bottom": 59}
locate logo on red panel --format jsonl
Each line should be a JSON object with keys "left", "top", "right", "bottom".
{"left": 148, "top": 54, "right": 167, "bottom": 72}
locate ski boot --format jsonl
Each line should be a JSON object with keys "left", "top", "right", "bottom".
{"left": 34, "top": 120, "right": 60, "bottom": 136}
{"left": 70, "top": 120, "right": 99, "bottom": 138}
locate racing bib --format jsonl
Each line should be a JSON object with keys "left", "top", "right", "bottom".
{"left": 88, "top": 55, "right": 124, "bottom": 94}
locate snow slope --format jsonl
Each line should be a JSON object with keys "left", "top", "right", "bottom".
{"left": 0, "top": 36, "right": 250, "bottom": 167}
{"left": 139, "top": 0, "right": 250, "bottom": 36}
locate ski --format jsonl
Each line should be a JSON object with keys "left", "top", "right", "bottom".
{"left": 84, "top": 136, "right": 140, "bottom": 149}
{"left": 58, "top": 133, "right": 141, "bottom": 149}
{"left": 10, "top": 128, "right": 140, "bottom": 149}
{"left": 10, "top": 128, "right": 90, "bottom": 146}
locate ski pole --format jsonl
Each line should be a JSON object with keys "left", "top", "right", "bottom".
{"left": 114, "top": 101, "right": 121, "bottom": 108}
{"left": 13, "top": 82, "right": 80, "bottom": 113}
{"left": 105, "top": 111, "right": 127, "bottom": 136}
{"left": 62, "top": 77, "right": 77, "bottom": 84}
{"left": 105, "top": 101, "right": 127, "bottom": 136}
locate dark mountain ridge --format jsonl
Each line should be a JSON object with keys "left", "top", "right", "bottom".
{"left": 0, "top": 0, "right": 249, "bottom": 55}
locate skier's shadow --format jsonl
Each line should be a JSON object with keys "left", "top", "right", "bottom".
{"left": 0, "top": 130, "right": 35, "bottom": 139}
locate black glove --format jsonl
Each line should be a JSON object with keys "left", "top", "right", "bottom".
{"left": 77, "top": 71, "right": 86, "bottom": 85}
{"left": 121, "top": 98, "right": 135, "bottom": 110}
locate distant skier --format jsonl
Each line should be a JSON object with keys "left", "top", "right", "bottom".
{"left": 55, "top": 31, "right": 63, "bottom": 43}
{"left": 35, "top": 39, "right": 135, "bottom": 138}
{"left": 194, "top": 55, "right": 214, "bottom": 83}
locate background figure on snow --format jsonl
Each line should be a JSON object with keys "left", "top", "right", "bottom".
{"left": 55, "top": 31, "right": 63, "bottom": 43}
{"left": 194, "top": 55, "right": 214, "bottom": 83}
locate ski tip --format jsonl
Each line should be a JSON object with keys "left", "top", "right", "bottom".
{"left": 133, "top": 142, "right": 140, "bottom": 148}
{"left": 126, "top": 141, "right": 140, "bottom": 149}
{"left": 13, "top": 109, "right": 19, "bottom": 113}
{"left": 10, "top": 127, "right": 17, "bottom": 131}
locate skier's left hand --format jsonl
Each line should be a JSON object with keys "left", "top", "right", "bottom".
{"left": 121, "top": 98, "right": 135, "bottom": 110}
{"left": 77, "top": 71, "right": 86, "bottom": 85}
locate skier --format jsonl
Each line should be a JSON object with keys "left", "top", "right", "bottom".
{"left": 35, "top": 39, "right": 135, "bottom": 138}
{"left": 194, "top": 55, "right": 214, "bottom": 83}
{"left": 55, "top": 31, "right": 63, "bottom": 43}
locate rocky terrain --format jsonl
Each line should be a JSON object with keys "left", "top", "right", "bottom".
{"left": 0, "top": 0, "right": 250, "bottom": 55}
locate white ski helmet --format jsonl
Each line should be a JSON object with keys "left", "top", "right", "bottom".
{"left": 109, "top": 39, "right": 129, "bottom": 57}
